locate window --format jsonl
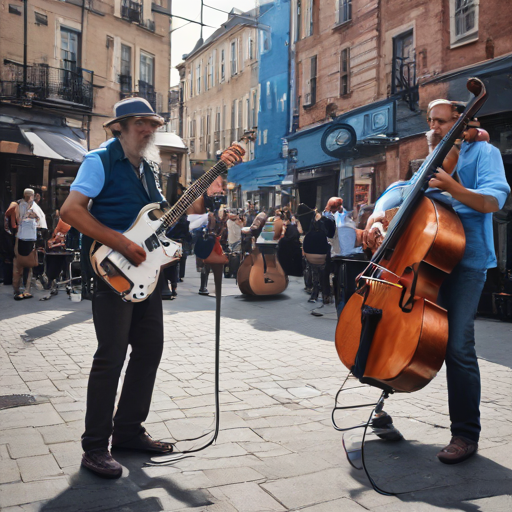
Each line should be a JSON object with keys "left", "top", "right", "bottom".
{"left": 207, "top": 56, "right": 214, "bottom": 89}
{"left": 120, "top": 44, "right": 132, "bottom": 93}
{"left": 246, "top": 97, "right": 250, "bottom": 131}
{"left": 248, "top": 37, "right": 255, "bottom": 60}
{"left": 9, "top": 4, "right": 21, "bottom": 15}
{"left": 392, "top": 30, "right": 415, "bottom": 94}
{"left": 251, "top": 89, "right": 258, "bottom": 128}
{"left": 34, "top": 12, "right": 48, "bottom": 26}
{"left": 304, "top": 0, "right": 313, "bottom": 37}
{"left": 450, "top": 0, "right": 479, "bottom": 46}
{"left": 188, "top": 72, "right": 193, "bottom": 98}
{"left": 222, "top": 103, "right": 226, "bottom": 148}
{"left": 303, "top": 55, "right": 317, "bottom": 107}
{"left": 335, "top": 0, "right": 352, "bottom": 25}
{"left": 214, "top": 109, "right": 221, "bottom": 153}
{"left": 140, "top": 51, "right": 154, "bottom": 85}
{"left": 230, "top": 41, "right": 238, "bottom": 76}
{"left": 196, "top": 62, "right": 201, "bottom": 94}
{"left": 61, "top": 28, "right": 79, "bottom": 72}
{"left": 260, "top": 30, "right": 271, "bottom": 54}
{"left": 231, "top": 100, "right": 237, "bottom": 142}
{"left": 340, "top": 48, "right": 350, "bottom": 96}
{"left": 238, "top": 99, "right": 243, "bottom": 140}
{"left": 220, "top": 49, "right": 225, "bottom": 82}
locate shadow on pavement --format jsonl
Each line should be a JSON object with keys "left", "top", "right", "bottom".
{"left": 24, "top": 309, "right": 93, "bottom": 341}
{"left": 347, "top": 432, "right": 512, "bottom": 510}
{"left": 40, "top": 452, "right": 213, "bottom": 512}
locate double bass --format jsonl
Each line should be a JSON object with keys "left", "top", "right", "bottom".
{"left": 335, "top": 78, "right": 487, "bottom": 393}
{"left": 237, "top": 213, "right": 288, "bottom": 295}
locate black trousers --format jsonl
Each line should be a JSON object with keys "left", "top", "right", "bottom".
{"left": 82, "top": 277, "right": 164, "bottom": 451}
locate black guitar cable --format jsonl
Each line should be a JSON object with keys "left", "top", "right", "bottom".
{"left": 144, "top": 263, "right": 224, "bottom": 467}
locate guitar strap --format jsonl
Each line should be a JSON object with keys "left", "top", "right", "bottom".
{"left": 144, "top": 263, "right": 224, "bottom": 466}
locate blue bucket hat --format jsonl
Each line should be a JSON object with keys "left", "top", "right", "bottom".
{"left": 103, "top": 97, "right": 164, "bottom": 128}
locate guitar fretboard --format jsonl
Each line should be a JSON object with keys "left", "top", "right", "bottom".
{"left": 157, "top": 159, "right": 229, "bottom": 233}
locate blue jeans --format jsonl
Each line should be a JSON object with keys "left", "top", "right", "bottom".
{"left": 437, "top": 265, "right": 487, "bottom": 443}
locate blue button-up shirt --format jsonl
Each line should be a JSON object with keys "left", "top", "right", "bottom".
{"left": 374, "top": 141, "right": 510, "bottom": 270}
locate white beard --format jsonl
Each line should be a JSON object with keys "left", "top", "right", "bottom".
{"left": 141, "top": 135, "right": 162, "bottom": 165}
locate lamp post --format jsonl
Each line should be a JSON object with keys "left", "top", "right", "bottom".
{"left": 23, "top": 0, "right": 28, "bottom": 95}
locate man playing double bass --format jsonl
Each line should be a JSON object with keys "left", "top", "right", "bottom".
{"left": 363, "top": 99, "right": 509, "bottom": 464}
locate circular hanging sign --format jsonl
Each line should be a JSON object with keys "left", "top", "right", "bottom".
{"left": 320, "top": 123, "right": 357, "bottom": 158}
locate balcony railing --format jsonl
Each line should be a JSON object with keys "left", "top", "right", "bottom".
{"left": 0, "top": 62, "right": 93, "bottom": 109}
{"left": 121, "top": 0, "right": 142, "bottom": 23}
{"left": 119, "top": 74, "right": 132, "bottom": 96}
{"left": 392, "top": 55, "right": 418, "bottom": 109}
{"left": 138, "top": 80, "right": 156, "bottom": 110}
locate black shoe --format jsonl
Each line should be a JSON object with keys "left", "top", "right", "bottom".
{"left": 82, "top": 449, "right": 122, "bottom": 479}
{"left": 112, "top": 432, "right": 173, "bottom": 453}
{"left": 171, "top": 289, "right": 177, "bottom": 297}
{"left": 199, "top": 288, "right": 209, "bottom": 295}
{"left": 371, "top": 412, "right": 404, "bottom": 441}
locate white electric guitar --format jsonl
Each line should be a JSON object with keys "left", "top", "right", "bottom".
{"left": 90, "top": 141, "right": 247, "bottom": 302}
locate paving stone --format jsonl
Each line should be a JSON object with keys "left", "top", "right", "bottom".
{"left": 203, "top": 466, "right": 264, "bottom": 486}
{"left": 0, "top": 458, "right": 20, "bottom": 484}
{"left": 0, "top": 478, "right": 69, "bottom": 509}
{"left": 49, "top": 441, "right": 83, "bottom": 468}
{"left": 17, "top": 454, "right": 63, "bottom": 482}
{"left": 261, "top": 468, "right": 357, "bottom": 509}
{"left": 214, "top": 482, "right": 286, "bottom": 512}
{"left": 0, "top": 403, "right": 64, "bottom": 430}
{"left": 295, "top": 498, "right": 369, "bottom": 511}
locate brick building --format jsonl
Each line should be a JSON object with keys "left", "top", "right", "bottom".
{"left": 0, "top": 0, "right": 171, "bottom": 215}
{"left": 287, "top": 0, "right": 512, "bottom": 315}
{"left": 286, "top": 1, "right": 511, "bottom": 212}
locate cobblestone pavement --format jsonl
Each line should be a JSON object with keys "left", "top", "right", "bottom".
{"left": 1, "top": 262, "right": 512, "bottom": 512}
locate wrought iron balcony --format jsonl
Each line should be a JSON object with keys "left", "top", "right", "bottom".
{"left": 138, "top": 80, "right": 156, "bottom": 110}
{"left": 0, "top": 62, "right": 93, "bottom": 109}
{"left": 121, "top": 0, "right": 142, "bottom": 23}
{"left": 119, "top": 74, "right": 132, "bottom": 98}
{"left": 392, "top": 56, "right": 418, "bottom": 110}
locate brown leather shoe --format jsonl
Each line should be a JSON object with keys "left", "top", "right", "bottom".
{"left": 437, "top": 436, "right": 478, "bottom": 465}
{"left": 82, "top": 449, "right": 122, "bottom": 478}
{"left": 112, "top": 432, "right": 174, "bottom": 453}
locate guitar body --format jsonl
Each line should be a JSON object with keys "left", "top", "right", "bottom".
{"left": 90, "top": 203, "right": 182, "bottom": 302}
{"left": 237, "top": 244, "right": 288, "bottom": 296}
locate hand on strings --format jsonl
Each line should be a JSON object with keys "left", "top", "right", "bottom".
{"left": 428, "top": 167, "right": 457, "bottom": 193}
{"left": 362, "top": 211, "right": 387, "bottom": 252}
{"left": 220, "top": 144, "right": 245, "bottom": 167}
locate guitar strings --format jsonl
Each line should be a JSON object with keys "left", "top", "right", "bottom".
{"left": 158, "top": 160, "right": 229, "bottom": 231}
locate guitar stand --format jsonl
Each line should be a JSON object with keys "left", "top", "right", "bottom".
{"left": 144, "top": 263, "right": 224, "bottom": 467}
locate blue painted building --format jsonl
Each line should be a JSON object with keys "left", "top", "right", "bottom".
{"left": 227, "top": 0, "right": 290, "bottom": 210}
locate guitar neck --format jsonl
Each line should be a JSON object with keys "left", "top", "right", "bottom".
{"left": 158, "top": 160, "right": 228, "bottom": 232}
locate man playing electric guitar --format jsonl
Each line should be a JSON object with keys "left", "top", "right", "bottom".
{"left": 61, "top": 98, "right": 241, "bottom": 478}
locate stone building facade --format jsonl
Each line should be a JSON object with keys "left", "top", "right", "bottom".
{"left": 178, "top": 10, "right": 259, "bottom": 176}
{"left": 0, "top": 0, "right": 171, "bottom": 148}
{"left": 0, "top": 0, "right": 171, "bottom": 215}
